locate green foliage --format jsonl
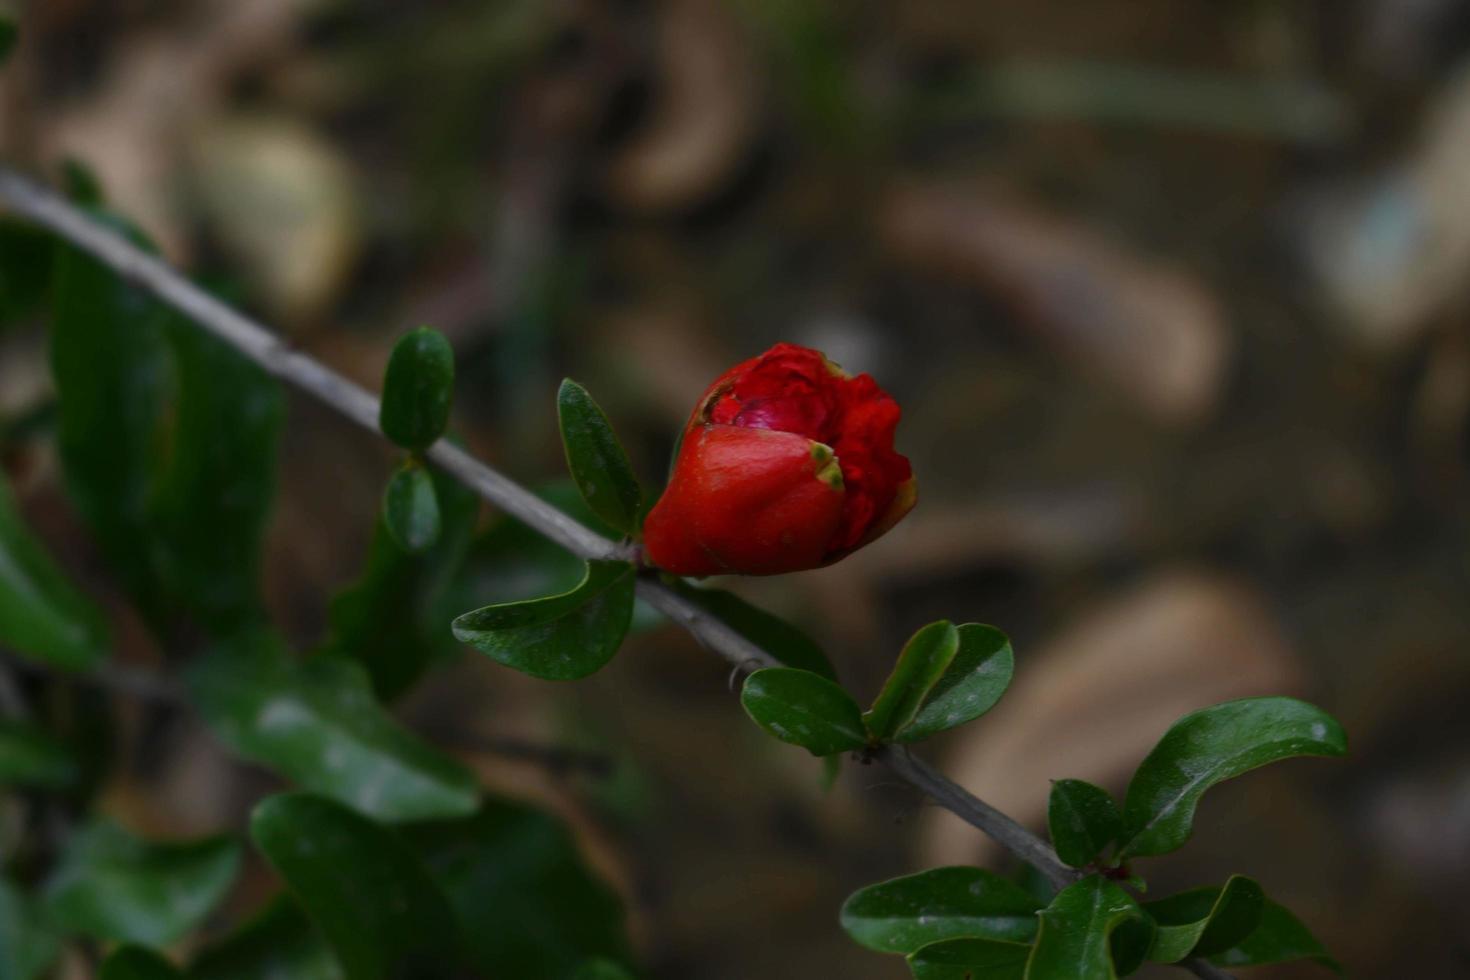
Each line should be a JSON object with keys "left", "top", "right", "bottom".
{"left": 382, "top": 460, "right": 441, "bottom": 553}
{"left": 1047, "top": 779, "right": 1122, "bottom": 869}
{"left": 907, "top": 938, "right": 1030, "bottom": 979}
{"left": 1025, "top": 875, "right": 1145, "bottom": 980}
{"left": 571, "top": 960, "right": 637, "bottom": 980}
{"left": 1144, "top": 876, "right": 1263, "bottom": 963}
{"left": 669, "top": 580, "right": 837, "bottom": 679}
{"left": 379, "top": 327, "right": 454, "bottom": 450}
{"left": 1208, "top": 898, "right": 1341, "bottom": 973}
{"left": 250, "top": 793, "right": 458, "bottom": 980}
{"left": 187, "top": 631, "right": 479, "bottom": 822}
{"left": 0, "top": 719, "right": 78, "bottom": 791}
{"left": 739, "top": 667, "right": 867, "bottom": 756}
{"left": 839, "top": 866, "right": 1041, "bottom": 954}
{"left": 452, "top": 559, "right": 636, "bottom": 680}
{"left": 893, "top": 623, "right": 1013, "bottom": 744}
{"left": 863, "top": 621, "right": 960, "bottom": 742}
{"left": 0, "top": 220, "right": 51, "bottom": 326}
{"left": 1119, "top": 696, "right": 1347, "bottom": 858}
{"left": 0, "top": 17, "right": 13, "bottom": 65}
{"left": 189, "top": 897, "right": 343, "bottom": 980}
{"left": 0, "top": 474, "right": 108, "bottom": 669}
{"left": 557, "top": 379, "right": 643, "bottom": 537}
{"left": 0, "top": 878, "right": 60, "bottom": 980}
{"left": 42, "top": 820, "right": 241, "bottom": 946}
{"left": 99, "top": 947, "right": 183, "bottom": 980}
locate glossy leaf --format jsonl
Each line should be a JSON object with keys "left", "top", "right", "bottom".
{"left": 0, "top": 474, "right": 107, "bottom": 669}
{"left": 863, "top": 621, "right": 960, "bottom": 742}
{"left": 406, "top": 797, "right": 634, "bottom": 979}
{"left": 670, "top": 580, "right": 837, "bottom": 680}
{"left": 379, "top": 327, "right": 454, "bottom": 450}
{"left": 0, "top": 877, "right": 60, "bottom": 980}
{"left": 0, "top": 719, "right": 78, "bottom": 790}
{"left": 839, "top": 866, "right": 1042, "bottom": 954}
{"left": 896, "top": 623, "right": 1014, "bottom": 743}
{"left": 1047, "top": 779, "right": 1122, "bottom": 869}
{"left": 382, "top": 461, "right": 441, "bottom": 553}
{"left": 189, "top": 895, "right": 343, "bottom": 980}
{"left": 908, "top": 938, "right": 1030, "bottom": 980}
{"left": 1207, "top": 898, "right": 1341, "bottom": 973}
{"left": 1145, "top": 876, "right": 1263, "bottom": 963}
{"left": 1119, "top": 697, "right": 1347, "bottom": 858}
{"left": 1024, "top": 876, "right": 1144, "bottom": 980}
{"left": 99, "top": 947, "right": 183, "bottom": 980}
{"left": 251, "top": 793, "right": 458, "bottom": 980}
{"left": 452, "top": 559, "right": 636, "bottom": 680}
{"left": 571, "top": 960, "right": 637, "bottom": 980}
{"left": 740, "top": 668, "right": 867, "bottom": 756}
{"left": 187, "top": 631, "right": 478, "bottom": 822}
{"left": 42, "top": 820, "right": 241, "bottom": 946}
{"left": 557, "top": 379, "right": 642, "bottom": 536}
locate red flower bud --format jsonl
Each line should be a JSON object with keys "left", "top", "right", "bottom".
{"left": 643, "top": 343, "right": 916, "bottom": 576}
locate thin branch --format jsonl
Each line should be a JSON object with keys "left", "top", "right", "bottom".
{"left": 1181, "top": 958, "right": 1236, "bottom": 980}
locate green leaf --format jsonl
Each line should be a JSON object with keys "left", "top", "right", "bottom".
{"left": 0, "top": 719, "right": 78, "bottom": 790}
{"left": 1207, "top": 898, "right": 1341, "bottom": 973}
{"left": 908, "top": 938, "right": 1031, "bottom": 980}
{"left": 251, "top": 793, "right": 458, "bottom": 980}
{"left": 42, "top": 820, "right": 241, "bottom": 946}
{"left": 1144, "top": 876, "right": 1263, "bottom": 963}
{"left": 1047, "top": 779, "right": 1122, "bottom": 869}
{"left": 382, "top": 461, "right": 441, "bottom": 553}
{"left": 556, "top": 379, "right": 642, "bottom": 537}
{"left": 0, "top": 877, "right": 61, "bottom": 980}
{"left": 667, "top": 580, "right": 837, "bottom": 680}
{"left": 405, "top": 797, "right": 633, "bottom": 979}
{"left": 740, "top": 668, "right": 867, "bottom": 756}
{"left": 99, "top": 947, "right": 183, "bottom": 980}
{"left": 0, "top": 474, "right": 108, "bottom": 669}
{"left": 60, "top": 159, "right": 104, "bottom": 206}
{"left": 863, "top": 621, "right": 960, "bottom": 743}
{"left": 0, "top": 17, "right": 14, "bottom": 66}
{"left": 1024, "top": 876, "right": 1144, "bottom": 980}
{"left": 0, "top": 220, "right": 52, "bottom": 326}
{"left": 571, "top": 959, "right": 637, "bottom": 980}
{"left": 379, "top": 327, "right": 454, "bottom": 450}
{"left": 1119, "top": 697, "right": 1347, "bottom": 858}
{"left": 188, "top": 631, "right": 479, "bottom": 822}
{"left": 452, "top": 559, "right": 636, "bottom": 680}
{"left": 189, "top": 896, "right": 343, "bottom": 980}
{"left": 895, "top": 623, "right": 1013, "bottom": 743}
{"left": 839, "top": 866, "right": 1042, "bottom": 954}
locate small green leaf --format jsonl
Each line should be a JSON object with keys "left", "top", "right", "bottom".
{"left": 839, "top": 866, "right": 1042, "bottom": 954}
{"left": 251, "top": 794, "right": 458, "bottom": 980}
{"left": 908, "top": 938, "right": 1031, "bottom": 979}
{"left": 1207, "top": 898, "right": 1341, "bottom": 973}
{"left": 188, "top": 631, "right": 479, "bottom": 822}
{"left": 190, "top": 896, "right": 343, "bottom": 980}
{"left": 379, "top": 327, "right": 454, "bottom": 451}
{"left": 0, "top": 719, "right": 78, "bottom": 790}
{"left": 405, "top": 797, "right": 634, "bottom": 979}
{"left": 0, "top": 877, "right": 61, "bottom": 980}
{"left": 557, "top": 379, "right": 642, "bottom": 536}
{"left": 571, "top": 959, "right": 637, "bottom": 980}
{"left": 1024, "top": 876, "right": 1144, "bottom": 980}
{"left": 60, "top": 159, "right": 104, "bottom": 206}
{"left": 1047, "top": 779, "right": 1122, "bottom": 869}
{"left": 895, "top": 623, "right": 1014, "bottom": 743}
{"left": 42, "top": 820, "right": 241, "bottom": 946}
{"left": 382, "top": 461, "right": 441, "bottom": 553}
{"left": 0, "top": 474, "right": 108, "bottom": 669}
{"left": 740, "top": 668, "right": 867, "bottom": 756}
{"left": 670, "top": 580, "right": 837, "bottom": 680}
{"left": 863, "top": 621, "right": 960, "bottom": 742}
{"left": 1119, "top": 697, "right": 1347, "bottom": 858}
{"left": 99, "top": 947, "right": 182, "bottom": 980}
{"left": 0, "top": 17, "right": 15, "bottom": 66}
{"left": 452, "top": 559, "right": 636, "bottom": 680}
{"left": 1145, "top": 876, "right": 1263, "bottom": 963}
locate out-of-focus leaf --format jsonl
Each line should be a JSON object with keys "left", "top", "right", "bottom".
{"left": 0, "top": 17, "right": 14, "bottom": 64}
{"left": 570, "top": 960, "right": 636, "bottom": 980}
{"left": 189, "top": 895, "right": 343, "bottom": 980}
{"left": 379, "top": 327, "right": 454, "bottom": 451}
{"left": 1207, "top": 898, "right": 1341, "bottom": 973}
{"left": 1145, "top": 876, "right": 1263, "bottom": 963}
{"left": 452, "top": 559, "right": 636, "bottom": 680}
{"left": 1024, "top": 876, "right": 1144, "bottom": 980}
{"left": 0, "top": 719, "right": 78, "bottom": 790}
{"left": 382, "top": 461, "right": 440, "bottom": 553}
{"left": 0, "top": 475, "right": 107, "bottom": 669}
{"left": 187, "top": 631, "right": 478, "bottom": 822}
{"left": 863, "top": 621, "right": 960, "bottom": 742}
{"left": 739, "top": 667, "right": 866, "bottom": 756}
{"left": 668, "top": 580, "right": 836, "bottom": 679}
{"left": 0, "top": 878, "right": 60, "bottom": 980}
{"left": 42, "top": 820, "right": 240, "bottom": 946}
{"left": 251, "top": 794, "right": 457, "bottom": 980}
{"left": 99, "top": 947, "right": 182, "bottom": 980}
{"left": 1119, "top": 697, "right": 1347, "bottom": 858}
{"left": 0, "top": 221, "right": 51, "bottom": 325}
{"left": 1047, "top": 779, "right": 1122, "bottom": 869}
{"left": 406, "top": 797, "right": 634, "bottom": 979}
{"left": 60, "top": 159, "right": 104, "bottom": 206}
{"left": 839, "top": 866, "right": 1041, "bottom": 954}
{"left": 895, "top": 624, "right": 1013, "bottom": 743}
{"left": 556, "top": 379, "right": 642, "bottom": 537}
{"left": 907, "top": 938, "right": 1030, "bottom": 979}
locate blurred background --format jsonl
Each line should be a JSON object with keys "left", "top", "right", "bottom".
{"left": 3, "top": 0, "right": 1470, "bottom": 976}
